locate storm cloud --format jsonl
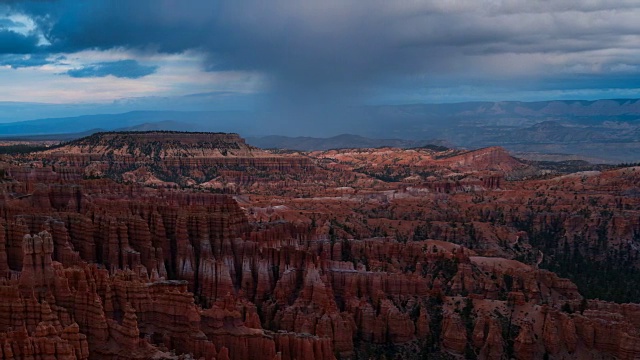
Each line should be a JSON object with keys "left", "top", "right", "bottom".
{"left": 0, "top": 28, "right": 39, "bottom": 54}
{"left": 2, "top": 0, "right": 640, "bottom": 125}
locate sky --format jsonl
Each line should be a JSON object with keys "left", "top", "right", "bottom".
{"left": 2, "top": 0, "right": 640, "bottom": 122}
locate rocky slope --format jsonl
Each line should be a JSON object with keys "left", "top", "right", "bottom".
{"left": 312, "top": 145, "right": 525, "bottom": 185}
{"left": 26, "top": 132, "right": 318, "bottom": 191}
{"left": 1, "top": 132, "right": 640, "bottom": 359}
{"left": 52, "top": 131, "right": 259, "bottom": 158}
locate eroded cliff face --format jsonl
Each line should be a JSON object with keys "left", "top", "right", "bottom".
{"left": 0, "top": 181, "right": 336, "bottom": 360}
{"left": 2, "top": 132, "right": 640, "bottom": 359}
{"left": 0, "top": 179, "right": 637, "bottom": 360}
{"left": 21, "top": 132, "right": 318, "bottom": 190}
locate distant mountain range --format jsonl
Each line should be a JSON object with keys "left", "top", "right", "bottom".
{"left": 0, "top": 111, "right": 255, "bottom": 136}
{"left": 0, "top": 121, "right": 200, "bottom": 141}
{"left": 1, "top": 99, "right": 640, "bottom": 163}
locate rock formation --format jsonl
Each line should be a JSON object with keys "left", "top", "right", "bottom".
{"left": 0, "top": 132, "right": 639, "bottom": 359}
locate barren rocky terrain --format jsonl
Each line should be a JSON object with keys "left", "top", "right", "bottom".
{"left": 0, "top": 131, "right": 639, "bottom": 359}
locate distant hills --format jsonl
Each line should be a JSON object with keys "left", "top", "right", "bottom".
{"left": 245, "top": 134, "right": 449, "bottom": 151}
{"left": 0, "top": 111, "right": 254, "bottom": 136}
{"left": 1, "top": 99, "right": 640, "bottom": 163}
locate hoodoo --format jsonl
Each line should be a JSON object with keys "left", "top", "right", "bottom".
{"left": 0, "top": 131, "right": 638, "bottom": 359}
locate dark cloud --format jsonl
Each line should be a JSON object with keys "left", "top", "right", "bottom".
{"left": 0, "top": 53, "right": 50, "bottom": 68}
{"left": 0, "top": 28, "right": 39, "bottom": 53}
{"left": 10, "top": 1, "right": 640, "bottom": 84}
{"left": 66, "top": 59, "right": 158, "bottom": 79}
{"left": 10, "top": 1, "right": 217, "bottom": 53}
{"left": 5, "top": 0, "right": 640, "bottom": 128}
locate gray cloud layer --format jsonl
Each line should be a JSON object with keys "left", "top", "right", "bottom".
{"left": 66, "top": 59, "right": 158, "bottom": 79}
{"left": 3, "top": 1, "right": 640, "bottom": 110}
{"left": 0, "top": 53, "right": 49, "bottom": 68}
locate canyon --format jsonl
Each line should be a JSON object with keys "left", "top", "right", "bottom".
{"left": 0, "top": 131, "right": 639, "bottom": 359}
